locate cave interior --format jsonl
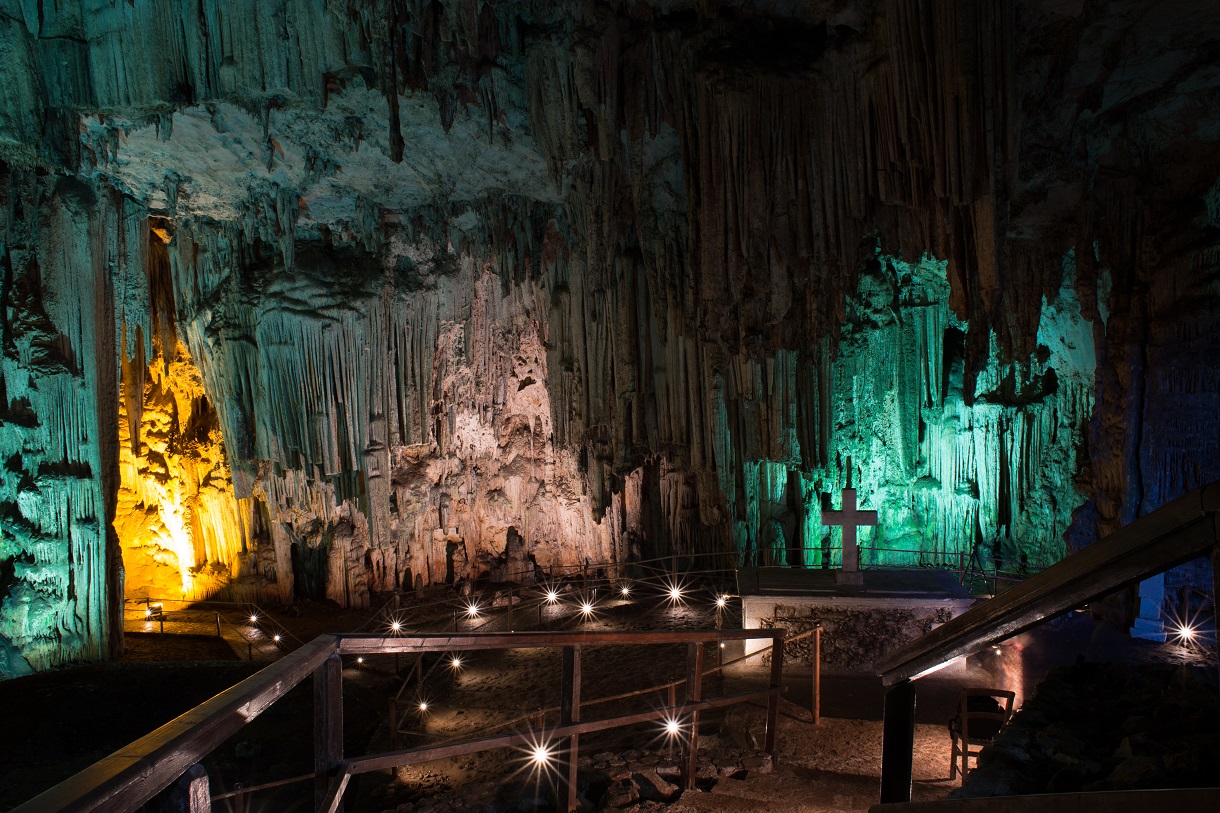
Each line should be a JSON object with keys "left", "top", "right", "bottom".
{"left": 0, "top": 0, "right": 1217, "bottom": 686}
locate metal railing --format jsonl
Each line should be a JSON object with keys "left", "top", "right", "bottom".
{"left": 12, "top": 628, "right": 790, "bottom": 813}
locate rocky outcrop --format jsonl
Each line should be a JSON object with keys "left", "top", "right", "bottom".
{"left": 1, "top": 1, "right": 1218, "bottom": 669}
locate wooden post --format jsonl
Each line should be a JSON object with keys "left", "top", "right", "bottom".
{"left": 811, "top": 623, "right": 822, "bottom": 725}
{"left": 151, "top": 763, "right": 210, "bottom": 812}
{"left": 314, "top": 654, "right": 344, "bottom": 809}
{"left": 508, "top": 588, "right": 514, "bottom": 631}
{"left": 682, "top": 642, "right": 704, "bottom": 789}
{"left": 558, "top": 646, "right": 582, "bottom": 813}
{"left": 764, "top": 637, "right": 784, "bottom": 759}
{"left": 879, "top": 679, "right": 916, "bottom": 804}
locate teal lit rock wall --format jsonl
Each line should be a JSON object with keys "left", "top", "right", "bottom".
{"left": 711, "top": 251, "right": 1095, "bottom": 571}
{"left": 0, "top": 172, "right": 136, "bottom": 673}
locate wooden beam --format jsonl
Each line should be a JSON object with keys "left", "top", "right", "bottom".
{"left": 314, "top": 766, "right": 351, "bottom": 813}
{"left": 313, "top": 654, "right": 343, "bottom": 808}
{"left": 150, "top": 763, "right": 209, "bottom": 813}
{"left": 764, "top": 637, "right": 784, "bottom": 758}
{"left": 558, "top": 646, "right": 581, "bottom": 813}
{"left": 10, "top": 636, "right": 340, "bottom": 813}
{"left": 879, "top": 681, "right": 916, "bottom": 804}
{"left": 682, "top": 642, "right": 705, "bottom": 790}
{"left": 877, "top": 483, "right": 1220, "bottom": 685}
{"left": 343, "top": 688, "right": 783, "bottom": 776}
{"left": 337, "top": 628, "right": 785, "bottom": 655}
{"left": 868, "top": 787, "right": 1220, "bottom": 812}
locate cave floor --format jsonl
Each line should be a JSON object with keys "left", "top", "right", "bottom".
{"left": 4, "top": 586, "right": 1214, "bottom": 812}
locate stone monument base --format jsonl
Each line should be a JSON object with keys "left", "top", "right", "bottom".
{"left": 737, "top": 568, "right": 978, "bottom": 673}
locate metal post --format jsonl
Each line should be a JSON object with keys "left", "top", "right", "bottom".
{"left": 879, "top": 679, "right": 916, "bottom": 804}
{"left": 682, "top": 642, "right": 704, "bottom": 789}
{"left": 314, "top": 654, "right": 344, "bottom": 809}
{"left": 215, "top": 612, "right": 221, "bottom": 638}
{"left": 811, "top": 623, "right": 822, "bottom": 725}
{"left": 508, "top": 588, "right": 514, "bottom": 631}
{"left": 389, "top": 698, "right": 398, "bottom": 750}
{"left": 764, "top": 636, "right": 784, "bottom": 760}
{"left": 558, "top": 646, "right": 582, "bottom": 813}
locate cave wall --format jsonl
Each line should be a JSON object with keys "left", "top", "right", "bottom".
{"left": 0, "top": 0, "right": 1218, "bottom": 671}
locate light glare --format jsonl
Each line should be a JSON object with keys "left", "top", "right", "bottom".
{"left": 530, "top": 743, "right": 553, "bottom": 764}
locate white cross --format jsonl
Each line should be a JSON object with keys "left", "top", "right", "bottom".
{"left": 822, "top": 487, "right": 878, "bottom": 575}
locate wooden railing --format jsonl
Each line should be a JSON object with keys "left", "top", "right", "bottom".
{"left": 871, "top": 481, "right": 1220, "bottom": 809}
{"left": 11, "top": 628, "right": 788, "bottom": 813}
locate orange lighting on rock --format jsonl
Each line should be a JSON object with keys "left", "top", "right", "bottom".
{"left": 117, "top": 329, "right": 247, "bottom": 603}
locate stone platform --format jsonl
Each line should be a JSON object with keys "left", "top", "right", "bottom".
{"left": 736, "top": 567, "right": 977, "bottom": 672}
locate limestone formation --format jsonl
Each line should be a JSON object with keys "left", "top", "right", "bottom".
{"left": 1, "top": 1, "right": 1217, "bottom": 672}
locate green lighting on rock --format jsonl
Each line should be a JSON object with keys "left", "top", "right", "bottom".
{"left": 716, "top": 250, "right": 1093, "bottom": 572}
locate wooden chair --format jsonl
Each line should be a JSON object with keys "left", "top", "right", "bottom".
{"left": 949, "top": 688, "right": 1015, "bottom": 782}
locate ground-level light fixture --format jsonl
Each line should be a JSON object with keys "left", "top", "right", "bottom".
{"left": 418, "top": 700, "right": 429, "bottom": 712}
{"left": 716, "top": 595, "right": 728, "bottom": 608}
{"left": 530, "top": 743, "right": 553, "bottom": 765}
{"left": 620, "top": 585, "right": 631, "bottom": 597}
{"left": 465, "top": 602, "right": 481, "bottom": 618}
{"left": 356, "top": 657, "right": 364, "bottom": 665}
{"left": 248, "top": 614, "right": 258, "bottom": 624}
{"left": 580, "top": 601, "right": 595, "bottom": 616}
{"left": 545, "top": 589, "right": 559, "bottom": 604}
{"left": 663, "top": 717, "right": 681, "bottom": 736}
{"left": 450, "top": 655, "right": 463, "bottom": 670}
{"left": 273, "top": 634, "right": 282, "bottom": 643}
{"left": 1177, "top": 623, "right": 1197, "bottom": 642}
{"left": 390, "top": 620, "right": 403, "bottom": 633}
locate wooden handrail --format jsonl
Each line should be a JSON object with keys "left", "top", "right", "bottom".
{"left": 877, "top": 481, "right": 1220, "bottom": 686}
{"left": 877, "top": 481, "right": 1220, "bottom": 807}
{"left": 12, "top": 628, "right": 787, "bottom": 813}
{"left": 10, "top": 636, "right": 340, "bottom": 813}
{"left": 869, "top": 787, "right": 1220, "bottom": 812}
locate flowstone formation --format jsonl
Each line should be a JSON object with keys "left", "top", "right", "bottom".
{"left": 1, "top": 1, "right": 1219, "bottom": 671}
